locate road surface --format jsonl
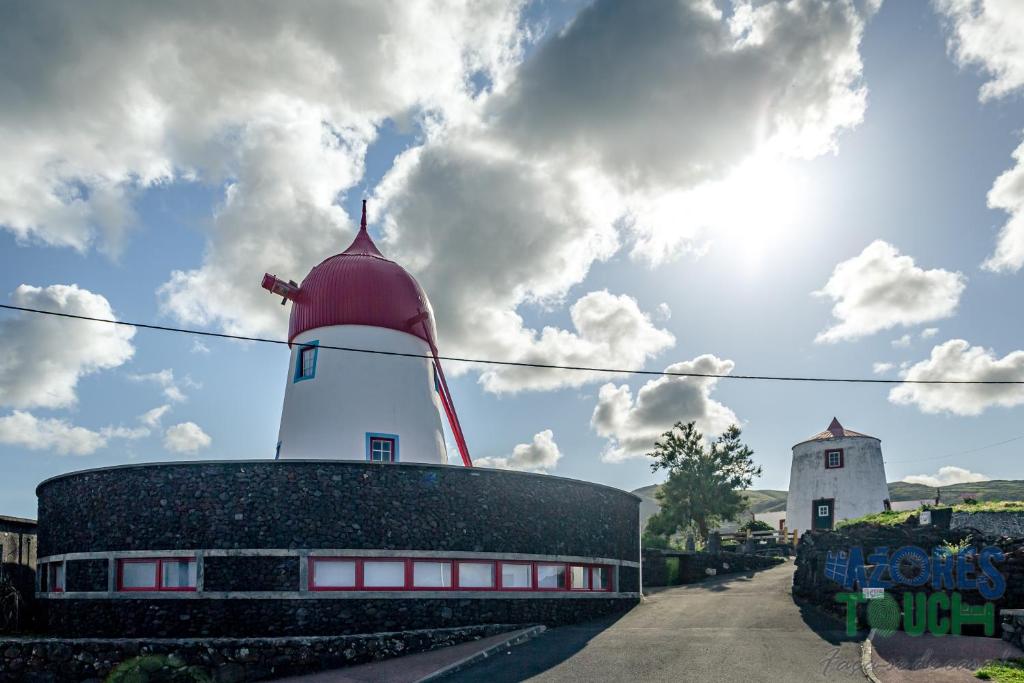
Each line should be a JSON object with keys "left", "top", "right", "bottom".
{"left": 445, "top": 561, "right": 865, "bottom": 682}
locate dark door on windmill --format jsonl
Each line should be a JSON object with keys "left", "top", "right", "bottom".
{"left": 812, "top": 498, "right": 834, "bottom": 530}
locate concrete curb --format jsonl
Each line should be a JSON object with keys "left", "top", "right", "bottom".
{"left": 860, "top": 629, "right": 881, "bottom": 683}
{"left": 415, "top": 625, "right": 547, "bottom": 682}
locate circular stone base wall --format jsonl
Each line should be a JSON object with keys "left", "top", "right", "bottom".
{"left": 36, "top": 461, "right": 640, "bottom": 637}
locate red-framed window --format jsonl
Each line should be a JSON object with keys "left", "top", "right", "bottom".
{"left": 456, "top": 561, "right": 496, "bottom": 589}
{"left": 824, "top": 449, "right": 844, "bottom": 469}
{"left": 535, "top": 563, "right": 568, "bottom": 591}
{"left": 498, "top": 561, "right": 533, "bottom": 590}
{"left": 362, "top": 559, "right": 407, "bottom": 589}
{"left": 412, "top": 560, "right": 453, "bottom": 589}
{"left": 309, "top": 557, "right": 613, "bottom": 592}
{"left": 46, "top": 561, "right": 65, "bottom": 593}
{"left": 591, "top": 565, "right": 611, "bottom": 591}
{"left": 117, "top": 557, "right": 197, "bottom": 592}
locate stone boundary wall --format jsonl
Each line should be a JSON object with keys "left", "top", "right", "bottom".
{"left": 35, "top": 461, "right": 641, "bottom": 637}
{"left": 951, "top": 511, "right": 1024, "bottom": 538}
{"left": 0, "top": 623, "right": 521, "bottom": 683}
{"left": 642, "top": 550, "right": 783, "bottom": 587}
{"left": 793, "top": 523, "right": 1024, "bottom": 623}
{"left": 36, "top": 461, "right": 639, "bottom": 558}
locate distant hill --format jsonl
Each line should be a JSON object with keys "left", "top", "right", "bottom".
{"left": 887, "top": 479, "right": 1024, "bottom": 504}
{"left": 633, "top": 479, "right": 1024, "bottom": 530}
{"left": 633, "top": 484, "right": 787, "bottom": 529}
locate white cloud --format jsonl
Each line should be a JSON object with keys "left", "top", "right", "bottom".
{"left": 903, "top": 465, "right": 990, "bottom": 488}
{"left": 935, "top": 1, "right": 1024, "bottom": 272}
{"left": 139, "top": 404, "right": 171, "bottom": 428}
{"left": 591, "top": 355, "right": 739, "bottom": 463}
{"left": 190, "top": 340, "right": 210, "bottom": 355}
{"left": 981, "top": 141, "right": 1024, "bottom": 273}
{"left": 0, "top": 284, "right": 135, "bottom": 409}
{"left": 937, "top": 0, "right": 1024, "bottom": 101}
{"left": 873, "top": 362, "right": 895, "bottom": 374}
{"left": 163, "top": 422, "right": 212, "bottom": 454}
{"left": 475, "top": 429, "right": 562, "bottom": 473}
{"left": 889, "top": 339, "right": 1024, "bottom": 415}
{"left": 128, "top": 369, "right": 191, "bottom": 403}
{"left": 368, "top": 0, "right": 876, "bottom": 389}
{"left": 0, "top": 410, "right": 144, "bottom": 455}
{"left": 814, "top": 241, "right": 966, "bottom": 343}
{"left": 476, "top": 291, "right": 675, "bottom": 393}
{"left": 1, "top": 0, "right": 878, "bottom": 398}
{"left": 921, "top": 327, "right": 939, "bottom": 339}
{"left": 495, "top": 0, "right": 870, "bottom": 191}
{"left": 892, "top": 334, "right": 912, "bottom": 349}
{"left": 0, "top": 1, "right": 525, "bottom": 257}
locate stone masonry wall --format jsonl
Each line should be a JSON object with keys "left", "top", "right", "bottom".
{"left": 65, "top": 559, "right": 107, "bottom": 593}
{"left": 204, "top": 556, "right": 299, "bottom": 592}
{"left": 642, "top": 550, "right": 783, "bottom": 587}
{"left": 35, "top": 461, "right": 640, "bottom": 638}
{"left": 951, "top": 511, "right": 1024, "bottom": 538}
{"left": 37, "top": 461, "right": 639, "bottom": 559}
{"left": 39, "top": 596, "right": 633, "bottom": 639}
{"left": 793, "top": 523, "right": 1024, "bottom": 624}
{"left": 0, "top": 623, "right": 523, "bottom": 683}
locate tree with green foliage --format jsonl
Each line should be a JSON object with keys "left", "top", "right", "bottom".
{"left": 738, "top": 518, "right": 774, "bottom": 534}
{"left": 646, "top": 421, "right": 761, "bottom": 542}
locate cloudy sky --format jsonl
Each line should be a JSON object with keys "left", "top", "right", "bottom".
{"left": 2, "top": 0, "right": 1024, "bottom": 518}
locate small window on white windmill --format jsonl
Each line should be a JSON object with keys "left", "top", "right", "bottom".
{"left": 818, "top": 505, "right": 830, "bottom": 517}
{"left": 825, "top": 449, "right": 843, "bottom": 469}
{"left": 368, "top": 436, "right": 396, "bottom": 463}
{"left": 294, "top": 341, "right": 319, "bottom": 382}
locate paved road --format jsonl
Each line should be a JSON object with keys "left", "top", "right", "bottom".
{"left": 446, "top": 562, "right": 865, "bottom": 682}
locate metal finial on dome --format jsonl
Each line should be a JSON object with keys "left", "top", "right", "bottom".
{"left": 360, "top": 199, "right": 367, "bottom": 231}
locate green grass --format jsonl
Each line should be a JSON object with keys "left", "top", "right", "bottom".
{"left": 976, "top": 659, "right": 1024, "bottom": 681}
{"left": 836, "top": 500, "right": 1024, "bottom": 529}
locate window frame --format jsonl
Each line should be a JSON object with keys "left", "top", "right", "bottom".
{"left": 365, "top": 432, "right": 399, "bottom": 463}
{"left": 308, "top": 557, "right": 361, "bottom": 592}
{"left": 305, "top": 557, "right": 614, "bottom": 593}
{"left": 497, "top": 561, "right": 534, "bottom": 591}
{"left": 47, "top": 561, "right": 65, "bottom": 593}
{"left": 569, "top": 564, "right": 590, "bottom": 591}
{"left": 410, "top": 559, "right": 454, "bottom": 591}
{"left": 293, "top": 340, "right": 320, "bottom": 383}
{"left": 455, "top": 560, "right": 497, "bottom": 591}
{"left": 116, "top": 557, "right": 197, "bottom": 592}
{"left": 534, "top": 562, "right": 569, "bottom": 592}
{"left": 590, "top": 565, "right": 613, "bottom": 592}
{"left": 824, "top": 448, "right": 844, "bottom": 469}
{"left": 361, "top": 558, "right": 409, "bottom": 590}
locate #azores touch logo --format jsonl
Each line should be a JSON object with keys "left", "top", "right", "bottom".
{"left": 825, "top": 544, "right": 1006, "bottom": 636}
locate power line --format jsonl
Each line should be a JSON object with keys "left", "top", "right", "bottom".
{"left": 886, "top": 433, "right": 1024, "bottom": 465}
{"left": 2, "top": 302, "right": 1023, "bottom": 385}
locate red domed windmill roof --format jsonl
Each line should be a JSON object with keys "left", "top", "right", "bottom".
{"left": 263, "top": 202, "right": 437, "bottom": 347}
{"left": 261, "top": 201, "right": 471, "bottom": 467}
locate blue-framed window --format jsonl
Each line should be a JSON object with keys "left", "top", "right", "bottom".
{"left": 293, "top": 340, "right": 319, "bottom": 383}
{"left": 366, "top": 432, "right": 399, "bottom": 463}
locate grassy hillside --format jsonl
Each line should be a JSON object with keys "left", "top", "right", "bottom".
{"left": 634, "top": 480, "right": 1024, "bottom": 530}
{"left": 633, "top": 484, "right": 787, "bottom": 529}
{"left": 887, "top": 480, "right": 1024, "bottom": 504}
